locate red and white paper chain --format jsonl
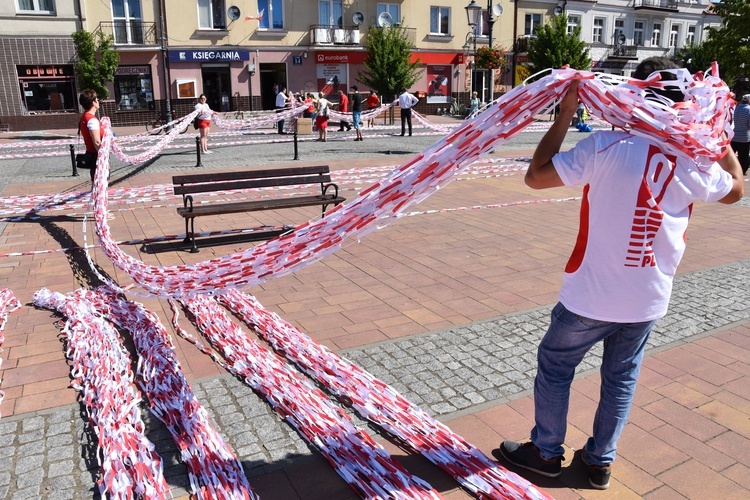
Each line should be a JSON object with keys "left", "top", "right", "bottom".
{"left": 0, "top": 288, "right": 21, "bottom": 417}
{"left": 33, "top": 288, "right": 172, "bottom": 499}
{"left": 88, "top": 67, "right": 734, "bottom": 297}
{"left": 173, "top": 294, "right": 441, "bottom": 499}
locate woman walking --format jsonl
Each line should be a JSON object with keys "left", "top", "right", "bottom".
{"left": 315, "top": 92, "right": 332, "bottom": 142}
{"left": 194, "top": 94, "right": 215, "bottom": 153}
{"left": 78, "top": 89, "right": 103, "bottom": 182}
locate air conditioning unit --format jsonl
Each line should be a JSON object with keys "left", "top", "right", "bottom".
{"left": 333, "top": 29, "right": 346, "bottom": 44}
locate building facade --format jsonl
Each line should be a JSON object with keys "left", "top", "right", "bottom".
{"left": 0, "top": 0, "right": 727, "bottom": 130}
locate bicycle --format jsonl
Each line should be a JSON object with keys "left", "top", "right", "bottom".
{"left": 145, "top": 113, "right": 188, "bottom": 135}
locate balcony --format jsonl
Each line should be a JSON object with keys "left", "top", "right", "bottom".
{"left": 609, "top": 44, "right": 639, "bottom": 59}
{"left": 514, "top": 35, "right": 535, "bottom": 53}
{"left": 311, "top": 25, "right": 361, "bottom": 46}
{"left": 633, "top": 0, "right": 678, "bottom": 12}
{"left": 95, "top": 21, "right": 159, "bottom": 46}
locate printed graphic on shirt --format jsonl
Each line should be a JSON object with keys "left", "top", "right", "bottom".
{"left": 625, "top": 145, "right": 676, "bottom": 268}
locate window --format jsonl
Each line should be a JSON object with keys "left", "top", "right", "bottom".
{"left": 16, "top": 0, "right": 55, "bottom": 13}
{"left": 198, "top": 0, "right": 225, "bottom": 30}
{"left": 592, "top": 17, "right": 605, "bottom": 43}
{"left": 17, "top": 64, "right": 75, "bottom": 113}
{"left": 567, "top": 14, "right": 581, "bottom": 37}
{"left": 651, "top": 22, "right": 662, "bottom": 47}
{"left": 633, "top": 20, "right": 645, "bottom": 46}
{"left": 114, "top": 66, "right": 153, "bottom": 111}
{"left": 524, "top": 13, "right": 541, "bottom": 36}
{"left": 686, "top": 25, "right": 696, "bottom": 46}
{"left": 258, "top": 0, "right": 283, "bottom": 29}
{"left": 112, "top": 0, "right": 143, "bottom": 44}
{"left": 318, "top": 0, "right": 341, "bottom": 26}
{"left": 669, "top": 24, "right": 680, "bottom": 48}
{"left": 377, "top": 3, "right": 400, "bottom": 23}
{"left": 614, "top": 19, "right": 625, "bottom": 45}
{"left": 430, "top": 7, "right": 450, "bottom": 35}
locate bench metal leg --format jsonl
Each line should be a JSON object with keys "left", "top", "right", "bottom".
{"left": 189, "top": 218, "right": 199, "bottom": 253}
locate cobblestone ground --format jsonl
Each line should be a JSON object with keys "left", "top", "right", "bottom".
{"left": 1, "top": 259, "right": 748, "bottom": 499}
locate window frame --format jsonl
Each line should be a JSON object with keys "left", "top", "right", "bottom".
{"left": 16, "top": 0, "right": 56, "bottom": 14}
{"left": 377, "top": 3, "right": 400, "bottom": 24}
{"left": 318, "top": 0, "right": 342, "bottom": 27}
{"left": 197, "top": 0, "right": 226, "bottom": 30}
{"left": 257, "top": 0, "right": 284, "bottom": 30}
{"left": 592, "top": 17, "right": 605, "bottom": 44}
{"left": 651, "top": 22, "right": 662, "bottom": 47}
{"left": 668, "top": 23, "right": 680, "bottom": 48}
{"left": 429, "top": 6, "right": 450, "bottom": 36}
{"left": 613, "top": 18, "right": 625, "bottom": 45}
{"left": 567, "top": 14, "right": 581, "bottom": 37}
{"left": 524, "top": 13, "right": 541, "bottom": 36}
{"left": 633, "top": 20, "right": 645, "bottom": 46}
{"left": 686, "top": 24, "right": 696, "bottom": 46}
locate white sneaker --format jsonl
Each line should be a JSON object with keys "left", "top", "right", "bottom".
{"left": 203, "top": 150, "right": 213, "bottom": 154}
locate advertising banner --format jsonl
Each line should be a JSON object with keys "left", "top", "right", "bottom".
{"left": 427, "top": 65, "right": 452, "bottom": 104}
{"left": 316, "top": 64, "right": 346, "bottom": 96}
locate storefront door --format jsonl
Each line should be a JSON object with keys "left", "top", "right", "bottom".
{"left": 260, "top": 63, "right": 286, "bottom": 110}
{"left": 201, "top": 66, "right": 231, "bottom": 112}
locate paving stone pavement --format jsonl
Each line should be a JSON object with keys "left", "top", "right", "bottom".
{"left": 0, "top": 258, "right": 747, "bottom": 499}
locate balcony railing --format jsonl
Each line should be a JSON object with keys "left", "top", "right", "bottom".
{"left": 609, "top": 44, "right": 639, "bottom": 59}
{"left": 95, "top": 21, "right": 159, "bottom": 46}
{"left": 633, "top": 0, "right": 678, "bottom": 11}
{"left": 514, "top": 35, "right": 535, "bottom": 53}
{"left": 311, "top": 25, "right": 361, "bottom": 45}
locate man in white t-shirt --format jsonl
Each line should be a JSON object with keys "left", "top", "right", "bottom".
{"left": 494, "top": 57, "right": 744, "bottom": 490}
{"left": 275, "top": 87, "right": 290, "bottom": 134}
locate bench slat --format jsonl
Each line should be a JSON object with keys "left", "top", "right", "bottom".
{"left": 176, "top": 195, "right": 345, "bottom": 218}
{"left": 172, "top": 165, "right": 329, "bottom": 186}
{"left": 174, "top": 174, "right": 332, "bottom": 196}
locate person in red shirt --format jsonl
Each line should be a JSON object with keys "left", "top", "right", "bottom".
{"left": 365, "top": 90, "right": 380, "bottom": 128}
{"left": 337, "top": 89, "right": 351, "bottom": 131}
{"left": 78, "top": 89, "right": 103, "bottom": 182}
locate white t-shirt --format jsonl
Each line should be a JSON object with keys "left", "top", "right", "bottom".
{"left": 194, "top": 102, "right": 212, "bottom": 121}
{"left": 86, "top": 116, "right": 100, "bottom": 131}
{"left": 276, "top": 92, "right": 288, "bottom": 108}
{"left": 552, "top": 131, "right": 733, "bottom": 322}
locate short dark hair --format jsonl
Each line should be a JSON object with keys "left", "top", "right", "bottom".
{"left": 350, "top": 85, "right": 358, "bottom": 91}
{"left": 633, "top": 56, "right": 685, "bottom": 102}
{"left": 78, "top": 89, "right": 97, "bottom": 109}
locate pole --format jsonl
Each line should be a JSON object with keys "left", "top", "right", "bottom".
{"left": 70, "top": 144, "right": 79, "bottom": 177}
{"left": 195, "top": 137, "right": 202, "bottom": 168}
{"left": 159, "top": 0, "right": 173, "bottom": 130}
{"left": 293, "top": 128, "right": 299, "bottom": 160}
{"left": 486, "top": 0, "right": 495, "bottom": 102}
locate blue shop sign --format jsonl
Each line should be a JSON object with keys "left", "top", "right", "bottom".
{"left": 169, "top": 50, "right": 250, "bottom": 62}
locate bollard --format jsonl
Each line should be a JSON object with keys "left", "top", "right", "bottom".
{"left": 293, "top": 129, "right": 299, "bottom": 161}
{"left": 195, "top": 137, "right": 202, "bottom": 168}
{"left": 70, "top": 144, "right": 79, "bottom": 177}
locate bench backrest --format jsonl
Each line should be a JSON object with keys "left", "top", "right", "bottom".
{"left": 173, "top": 165, "right": 332, "bottom": 196}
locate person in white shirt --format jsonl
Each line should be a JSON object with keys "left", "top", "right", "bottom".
{"left": 398, "top": 89, "right": 419, "bottom": 136}
{"left": 495, "top": 57, "right": 744, "bottom": 490}
{"left": 276, "top": 87, "right": 290, "bottom": 135}
{"left": 194, "top": 94, "right": 215, "bottom": 154}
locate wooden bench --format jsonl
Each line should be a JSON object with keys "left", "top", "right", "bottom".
{"left": 173, "top": 165, "right": 345, "bottom": 253}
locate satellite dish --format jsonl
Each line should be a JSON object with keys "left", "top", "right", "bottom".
{"left": 352, "top": 11, "right": 364, "bottom": 26}
{"left": 492, "top": 4, "right": 504, "bottom": 17}
{"left": 227, "top": 5, "right": 241, "bottom": 21}
{"left": 377, "top": 11, "right": 393, "bottom": 28}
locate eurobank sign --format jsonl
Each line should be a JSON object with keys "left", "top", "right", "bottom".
{"left": 169, "top": 50, "right": 250, "bottom": 62}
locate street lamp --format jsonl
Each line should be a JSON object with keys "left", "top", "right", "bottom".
{"left": 465, "top": 1, "right": 501, "bottom": 102}
{"left": 463, "top": 33, "right": 475, "bottom": 106}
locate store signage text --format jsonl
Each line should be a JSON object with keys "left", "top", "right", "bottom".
{"left": 169, "top": 50, "right": 250, "bottom": 62}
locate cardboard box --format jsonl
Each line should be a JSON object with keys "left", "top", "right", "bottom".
{"left": 296, "top": 117, "right": 313, "bottom": 135}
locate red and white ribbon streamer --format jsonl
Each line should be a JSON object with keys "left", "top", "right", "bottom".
{"left": 84, "top": 287, "right": 256, "bottom": 500}
{"left": 218, "top": 289, "right": 552, "bottom": 500}
{"left": 0, "top": 288, "right": 21, "bottom": 416}
{"left": 33, "top": 288, "right": 171, "bottom": 499}
{"left": 87, "top": 67, "right": 733, "bottom": 297}
{"left": 173, "top": 294, "right": 441, "bottom": 499}
{"left": 328, "top": 100, "right": 398, "bottom": 124}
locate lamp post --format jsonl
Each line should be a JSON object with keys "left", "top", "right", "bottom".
{"left": 158, "top": 0, "right": 173, "bottom": 129}
{"left": 465, "top": 1, "right": 481, "bottom": 100}
{"left": 466, "top": 1, "right": 501, "bottom": 102}
{"left": 462, "top": 33, "right": 475, "bottom": 106}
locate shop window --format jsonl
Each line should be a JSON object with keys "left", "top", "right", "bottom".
{"left": 430, "top": 7, "right": 450, "bottom": 35}
{"left": 114, "top": 66, "right": 154, "bottom": 111}
{"left": 16, "top": 0, "right": 55, "bottom": 14}
{"left": 17, "top": 64, "right": 75, "bottom": 113}
{"left": 197, "top": 0, "right": 225, "bottom": 30}
{"left": 258, "top": 0, "right": 283, "bottom": 30}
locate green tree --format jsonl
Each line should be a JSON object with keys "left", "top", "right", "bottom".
{"left": 527, "top": 14, "right": 591, "bottom": 79}
{"left": 702, "top": 0, "right": 750, "bottom": 88}
{"left": 72, "top": 30, "right": 119, "bottom": 101}
{"left": 357, "top": 24, "right": 423, "bottom": 101}
{"left": 673, "top": 43, "right": 720, "bottom": 75}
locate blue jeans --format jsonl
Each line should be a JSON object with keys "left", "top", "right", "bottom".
{"left": 531, "top": 303, "right": 655, "bottom": 465}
